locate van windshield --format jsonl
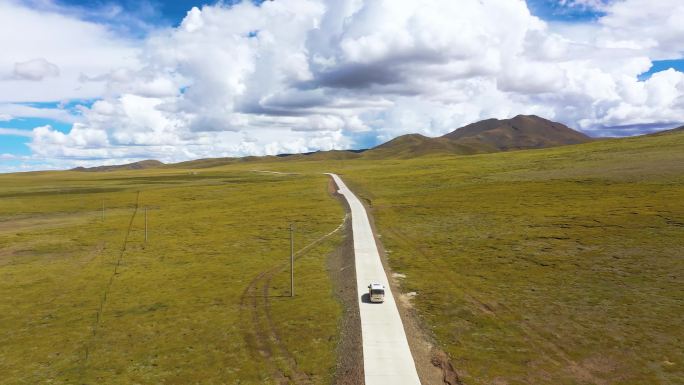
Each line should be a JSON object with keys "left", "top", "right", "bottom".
{"left": 371, "top": 289, "right": 385, "bottom": 295}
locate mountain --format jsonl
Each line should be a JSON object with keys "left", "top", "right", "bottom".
{"left": 648, "top": 125, "right": 684, "bottom": 136}
{"left": 65, "top": 116, "right": 625, "bottom": 170}
{"left": 165, "top": 149, "right": 366, "bottom": 169}
{"left": 365, "top": 115, "right": 592, "bottom": 158}
{"left": 442, "top": 115, "right": 592, "bottom": 150}
{"left": 364, "top": 134, "right": 495, "bottom": 159}
{"left": 72, "top": 160, "right": 164, "bottom": 172}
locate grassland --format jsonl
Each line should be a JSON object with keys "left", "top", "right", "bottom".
{"left": 219, "top": 131, "right": 684, "bottom": 384}
{"left": 335, "top": 133, "right": 684, "bottom": 385}
{"left": 2, "top": 130, "right": 683, "bottom": 385}
{"left": 0, "top": 169, "right": 345, "bottom": 384}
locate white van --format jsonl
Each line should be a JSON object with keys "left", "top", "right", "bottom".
{"left": 368, "top": 283, "right": 385, "bottom": 303}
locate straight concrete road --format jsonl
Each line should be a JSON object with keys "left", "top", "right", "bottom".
{"left": 328, "top": 173, "right": 422, "bottom": 385}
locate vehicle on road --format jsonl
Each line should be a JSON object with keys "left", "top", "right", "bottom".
{"left": 368, "top": 283, "right": 385, "bottom": 303}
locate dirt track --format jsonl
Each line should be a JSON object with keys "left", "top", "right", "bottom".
{"left": 239, "top": 266, "right": 311, "bottom": 384}
{"left": 238, "top": 176, "right": 461, "bottom": 385}
{"left": 238, "top": 185, "right": 348, "bottom": 384}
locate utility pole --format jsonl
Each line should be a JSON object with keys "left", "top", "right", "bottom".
{"left": 144, "top": 207, "right": 148, "bottom": 243}
{"left": 290, "top": 223, "right": 295, "bottom": 297}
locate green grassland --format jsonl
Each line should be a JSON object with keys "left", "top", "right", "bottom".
{"left": 334, "top": 133, "right": 684, "bottom": 385}
{"left": 218, "top": 131, "right": 684, "bottom": 384}
{"left": 1, "top": 130, "right": 683, "bottom": 385}
{"left": 0, "top": 170, "right": 345, "bottom": 384}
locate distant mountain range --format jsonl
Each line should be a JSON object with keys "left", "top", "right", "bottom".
{"left": 71, "top": 115, "right": 680, "bottom": 171}
{"left": 72, "top": 160, "right": 164, "bottom": 172}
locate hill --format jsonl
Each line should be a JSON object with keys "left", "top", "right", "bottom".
{"left": 70, "top": 116, "right": 593, "bottom": 171}
{"left": 442, "top": 114, "right": 591, "bottom": 150}
{"left": 648, "top": 124, "right": 684, "bottom": 136}
{"left": 72, "top": 159, "right": 164, "bottom": 172}
{"left": 165, "top": 150, "right": 365, "bottom": 169}
{"left": 364, "top": 133, "right": 495, "bottom": 159}
{"left": 365, "top": 115, "right": 592, "bottom": 158}
{"left": 66, "top": 116, "right": 666, "bottom": 170}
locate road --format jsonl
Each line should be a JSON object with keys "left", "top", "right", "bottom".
{"left": 328, "top": 174, "right": 422, "bottom": 385}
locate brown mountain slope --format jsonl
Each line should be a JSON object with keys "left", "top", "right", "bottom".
{"left": 364, "top": 115, "right": 591, "bottom": 159}
{"left": 72, "top": 160, "right": 164, "bottom": 172}
{"left": 365, "top": 133, "right": 495, "bottom": 159}
{"left": 442, "top": 114, "right": 592, "bottom": 151}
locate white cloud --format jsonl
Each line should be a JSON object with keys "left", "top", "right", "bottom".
{"left": 12, "top": 58, "right": 60, "bottom": 81}
{"left": 0, "top": 127, "right": 34, "bottom": 137}
{"left": 2, "top": 0, "right": 683, "bottom": 171}
{"left": 0, "top": 0, "right": 140, "bottom": 103}
{"left": 0, "top": 103, "right": 77, "bottom": 123}
{"left": 598, "top": 0, "right": 684, "bottom": 59}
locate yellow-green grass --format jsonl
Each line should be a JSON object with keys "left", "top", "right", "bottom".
{"left": 213, "top": 132, "right": 684, "bottom": 384}
{"left": 335, "top": 134, "right": 684, "bottom": 385}
{"left": 2, "top": 130, "right": 683, "bottom": 385}
{"left": 0, "top": 169, "right": 344, "bottom": 384}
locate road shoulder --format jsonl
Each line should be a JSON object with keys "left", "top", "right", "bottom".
{"left": 327, "top": 177, "right": 364, "bottom": 385}
{"left": 338, "top": 175, "right": 463, "bottom": 385}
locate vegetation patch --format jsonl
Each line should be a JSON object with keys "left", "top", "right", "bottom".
{"left": 0, "top": 169, "right": 344, "bottom": 384}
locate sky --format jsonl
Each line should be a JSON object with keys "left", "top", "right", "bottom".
{"left": 1, "top": 0, "right": 684, "bottom": 172}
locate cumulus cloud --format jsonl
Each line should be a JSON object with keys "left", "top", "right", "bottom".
{"left": 0, "top": 0, "right": 139, "bottom": 102}
{"left": 2, "top": 0, "right": 683, "bottom": 170}
{"left": 598, "top": 0, "right": 684, "bottom": 59}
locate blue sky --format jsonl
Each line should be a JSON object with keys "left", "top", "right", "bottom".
{"left": 56, "top": 0, "right": 219, "bottom": 25}
{"left": 2, "top": 0, "right": 246, "bottom": 162}
{"left": 51, "top": 0, "right": 270, "bottom": 32}
{"left": 1, "top": 100, "right": 89, "bottom": 160}
{"left": 53, "top": 0, "right": 608, "bottom": 26}
{"left": 2, "top": 0, "right": 684, "bottom": 172}
{"left": 638, "top": 60, "right": 684, "bottom": 81}
{"left": 57, "top": 0, "right": 613, "bottom": 31}
{"left": 526, "top": 0, "right": 608, "bottom": 21}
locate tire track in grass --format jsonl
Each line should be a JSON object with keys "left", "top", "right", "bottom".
{"left": 240, "top": 268, "right": 289, "bottom": 384}
{"left": 77, "top": 191, "right": 140, "bottom": 382}
{"left": 239, "top": 217, "right": 347, "bottom": 385}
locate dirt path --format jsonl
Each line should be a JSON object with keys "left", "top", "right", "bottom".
{"left": 238, "top": 213, "right": 347, "bottom": 385}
